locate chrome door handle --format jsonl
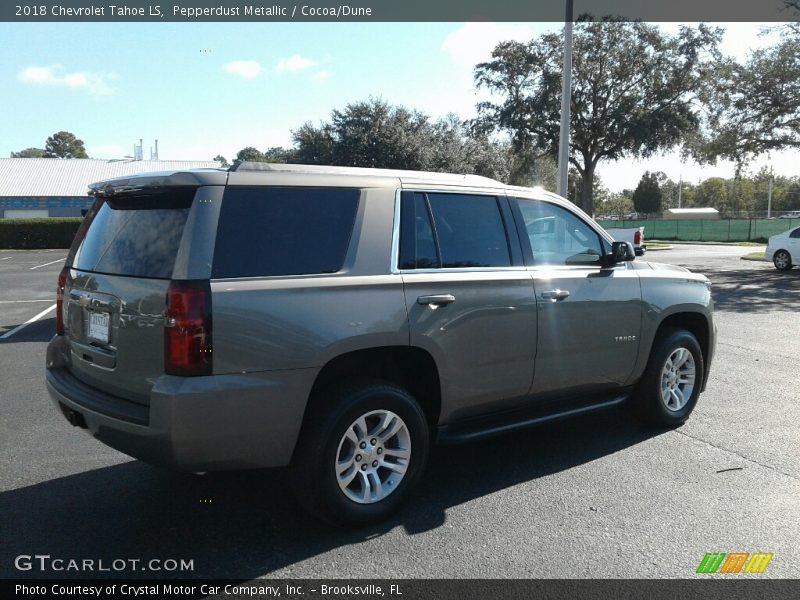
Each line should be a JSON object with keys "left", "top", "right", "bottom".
{"left": 541, "top": 289, "right": 570, "bottom": 301}
{"left": 417, "top": 294, "right": 456, "bottom": 307}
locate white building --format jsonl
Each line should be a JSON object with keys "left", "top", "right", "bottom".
{"left": 0, "top": 158, "right": 221, "bottom": 219}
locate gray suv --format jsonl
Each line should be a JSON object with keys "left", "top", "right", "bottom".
{"left": 46, "top": 163, "right": 716, "bottom": 524}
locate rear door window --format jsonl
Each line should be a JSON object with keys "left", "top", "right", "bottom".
{"left": 72, "top": 188, "right": 195, "bottom": 279}
{"left": 399, "top": 192, "right": 512, "bottom": 269}
{"left": 212, "top": 187, "right": 360, "bottom": 278}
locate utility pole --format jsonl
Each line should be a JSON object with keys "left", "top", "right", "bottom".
{"left": 678, "top": 174, "right": 682, "bottom": 209}
{"left": 767, "top": 176, "right": 773, "bottom": 219}
{"left": 556, "top": 0, "right": 574, "bottom": 200}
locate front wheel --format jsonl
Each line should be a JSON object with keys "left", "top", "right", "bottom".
{"left": 631, "top": 329, "right": 704, "bottom": 426}
{"left": 773, "top": 250, "right": 792, "bottom": 271}
{"left": 289, "top": 380, "right": 429, "bottom": 525}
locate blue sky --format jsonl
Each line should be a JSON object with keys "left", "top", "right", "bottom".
{"left": 0, "top": 21, "right": 796, "bottom": 192}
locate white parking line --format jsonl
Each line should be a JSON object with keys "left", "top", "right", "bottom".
{"left": 0, "top": 257, "right": 12, "bottom": 261}
{"left": 29, "top": 258, "right": 65, "bottom": 270}
{"left": 0, "top": 304, "right": 56, "bottom": 339}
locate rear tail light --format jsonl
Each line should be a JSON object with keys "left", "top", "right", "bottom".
{"left": 56, "top": 267, "right": 69, "bottom": 335}
{"left": 164, "top": 281, "right": 212, "bottom": 376}
{"left": 634, "top": 230, "right": 642, "bottom": 245}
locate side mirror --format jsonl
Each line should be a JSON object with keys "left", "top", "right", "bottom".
{"left": 605, "top": 241, "right": 636, "bottom": 266}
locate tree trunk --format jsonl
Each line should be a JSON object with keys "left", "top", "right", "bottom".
{"left": 580, "top": 163, "right": 595, "bottom": 215}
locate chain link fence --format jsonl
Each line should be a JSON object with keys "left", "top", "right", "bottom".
{"left": 597, "top": 218, "right": 800, "bottom": 243}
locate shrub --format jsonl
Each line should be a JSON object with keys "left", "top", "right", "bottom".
{"left": 0, "top": 218, "right": 82, "bottom": 249}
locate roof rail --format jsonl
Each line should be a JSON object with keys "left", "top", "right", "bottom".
{"left": 229, "top": 161, "right": 503, "bottom": 185}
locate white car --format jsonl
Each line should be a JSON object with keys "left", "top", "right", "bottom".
{"left": 766, "top": 226, "right": 800, "bottom": 271}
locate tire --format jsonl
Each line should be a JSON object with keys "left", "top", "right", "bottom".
{"left": 773, "top": 250, "right": 792, "bottom": 271}
{"left": 289, "top": 379, "right": 430, "bottom": 526}
{"left": 631, "top": 328, "right": 704, "bottom": 426}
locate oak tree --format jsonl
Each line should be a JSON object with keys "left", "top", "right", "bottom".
{"left": 474, "top": 20, "right": 721, "bottom": 214}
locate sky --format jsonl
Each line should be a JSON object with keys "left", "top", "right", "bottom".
{"left": 0, "top": 21, "right": 796, "bottom": 193}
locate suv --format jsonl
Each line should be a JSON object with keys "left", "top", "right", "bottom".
{"left": 46, "top": 163, "right": 716, "bottom": 524}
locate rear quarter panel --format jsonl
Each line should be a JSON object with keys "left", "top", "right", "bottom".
{"left": 210, "top": 187, "right": 408, "bottom": 374}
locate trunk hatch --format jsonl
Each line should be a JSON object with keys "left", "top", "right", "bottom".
{"left": 63, "top": 186, "right": 196, "bottom": 405}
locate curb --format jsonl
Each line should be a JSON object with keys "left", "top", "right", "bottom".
{"left": 740, "top": 254, "right": 768, "bottom": 262}
{"left": 645, "top": 245, "right": 673, "bottom": 251}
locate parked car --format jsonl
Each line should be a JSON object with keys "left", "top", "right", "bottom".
{"left": 604, "top": 226, "right": 646, "bottom": 256}
{"left": 46, "top": 163, "right": 716, "bottom": 525}
{"left": 766, "top": 226, "right": 800, "bottom": 271}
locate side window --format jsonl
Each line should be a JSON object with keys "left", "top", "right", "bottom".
{"left": 399, "top": 192, "right": 511, "bottom": 269}
{"left": 790, "top": 228, "right": 800, "bottom": 239}
{"left": 212, "top": 187, "right": 359, "bottom": 278}
{"left": 399, "top": 193, "right": 440, "bottom": 269}
{"left": 513, "top": 199, "right": 604, "bottom": 266}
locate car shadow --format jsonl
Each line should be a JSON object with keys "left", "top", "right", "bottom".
{"left": 0, "top": 408, "right": 662, "bottom": 579}
{"left": 705, "top": 267, "right": 800, "bottom": 313}
{"left": 0, "top": 317, "right": 55, "bottom": 344}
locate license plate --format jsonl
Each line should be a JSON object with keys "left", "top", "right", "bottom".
{"left": 88, "top": 311, "right": 110, "bottom": 343}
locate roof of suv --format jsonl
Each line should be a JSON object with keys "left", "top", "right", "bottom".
{"left": 89, "top": 163, "right": 508, "bottom": 194}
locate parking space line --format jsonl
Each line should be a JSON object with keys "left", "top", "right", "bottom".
{"left": 29, "top": 258, "right": 65, "bottom": 270}
{"left": 0, "top": 257, "right": 12, "bottom": 261}
{"left": 0, "top": 304, "right": 57, "bottom": 339}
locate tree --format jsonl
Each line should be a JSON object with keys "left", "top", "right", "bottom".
{"left": 603, "top": 194, "right": 635, "bottom": 218}
{"left": 693, "top": 178, "right": 727, "bottom": 210}
{"left": 632, "top": 172, "right": 663, "bottom": 215}
{"left": 43, "top": 131, "right": 88, "bottom": 158}
{"left": 691, "top": 26, "right": 800, "bottom": 172}
{"left": 234, "top": 147, "right": 265, "bottom": 163}
{"left": 11, "top": 147, "right": 45, "bottom": 158}
{"left": 293, "top": 98, "right": 431, "bottom": 170}
{"left": 213, "top": 154, "right": 230, "bottom": 167}
{"left": 474, "top": 20, "right": 721, "bottom": 214}
{"left": 262, "top": 146, "right": 296, "bottom": 163}
{"left": 290, "top": 98, "right": 515, "bottom": 182}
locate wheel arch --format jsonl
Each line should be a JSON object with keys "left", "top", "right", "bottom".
{"left": 303, "top": 345, "right": 442, "bottom": 432}
{"left": 648, "top": 311, "right": 713, "bottom": 392}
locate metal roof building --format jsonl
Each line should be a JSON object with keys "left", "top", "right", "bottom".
{"left": 0, "top": 158, "right": 221, "bottom": 218}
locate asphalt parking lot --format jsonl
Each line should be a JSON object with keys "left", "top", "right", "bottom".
{"left": 1, "top": 245, "right": 798, "bottom": 579}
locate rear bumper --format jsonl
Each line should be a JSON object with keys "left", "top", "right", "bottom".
{"left": 46, "top": 335, "right": 315, "bottom": 471}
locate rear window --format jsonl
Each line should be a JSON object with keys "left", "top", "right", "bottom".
{"left": 211, "top": 187, "right": 360, "bottom": 279}
{"left": 72, "top": 188, "right": 194, "bottom": 279}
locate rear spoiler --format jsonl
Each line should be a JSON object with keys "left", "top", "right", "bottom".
{"left": 88, "top": 169, "right": 228, "bottom": 197}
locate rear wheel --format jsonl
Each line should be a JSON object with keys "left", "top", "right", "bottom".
{"left": 289, "top": 380, "right": 429, "bottom": 525}
{"left": 631, "top": 329, "right": 704, "bottom": 426}
{"left": 773, "top": 250, "right": 792, "bottom": 271}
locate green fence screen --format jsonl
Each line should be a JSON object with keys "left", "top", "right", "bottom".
{"left": 596, "top": 219, "right": 800, "bottom": 243}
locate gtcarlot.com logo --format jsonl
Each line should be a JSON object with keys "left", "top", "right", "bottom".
{"left": 696, "top": 552, "right": 773, "bottom": 574}
{"left": 14, "top": 554, "right": 194, "bottom": 573}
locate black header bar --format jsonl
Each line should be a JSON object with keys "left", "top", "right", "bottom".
{"left": 3, "top": 0, "right": 799, "bottom": 23}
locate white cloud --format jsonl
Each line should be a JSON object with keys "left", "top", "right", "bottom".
{"left": 276, "top": 54, "right": 318, "bottom": 73}
{"left": 17, "top": 64, "right": 116, "bottom": 96}
{"left": 222, "top": 60, "right": 263, "bottom": 79}
{"left": 441, "top": 23, "right": 548, "bottom": 68}
{"left": 312, "top": 70, "right": 331, "bottom": 81}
